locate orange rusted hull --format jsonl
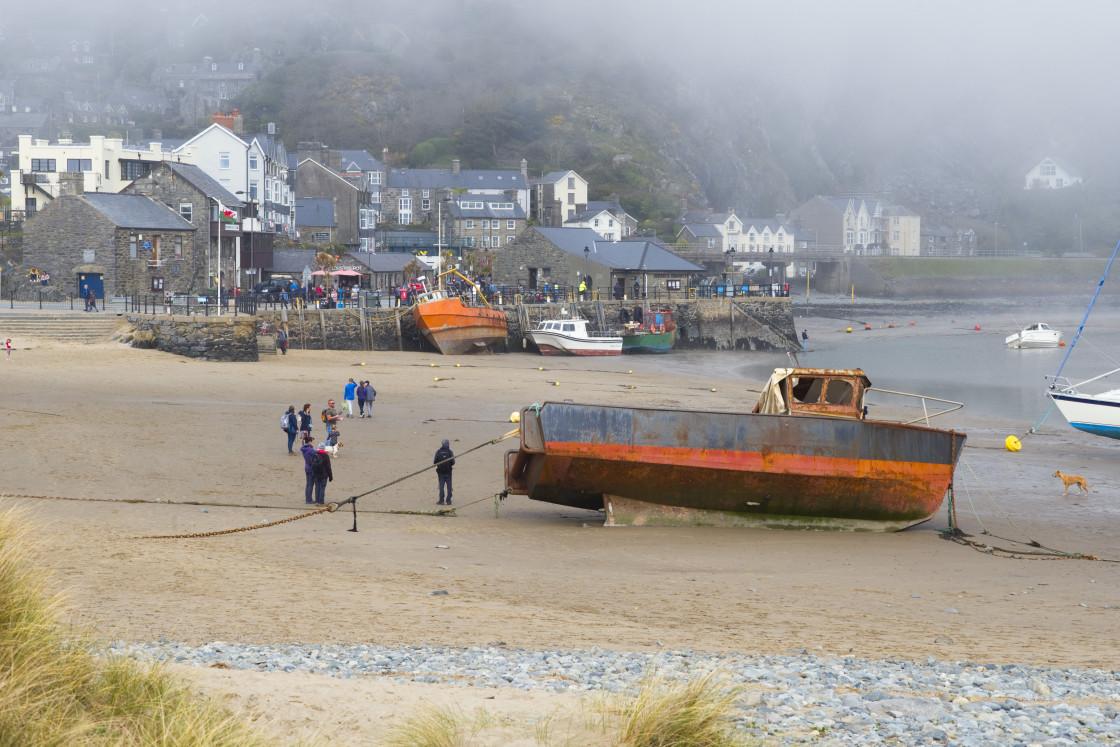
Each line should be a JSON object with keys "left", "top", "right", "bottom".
{"left": 413, "top": 297, "right": 508, "bottom": 355}
{"left": 504, "top": 402, "right": 965, "bottom": 531}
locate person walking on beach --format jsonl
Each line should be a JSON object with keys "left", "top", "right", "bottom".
{"left": 310, "top": 444, "right": 333, "bottom": 505}
{"left": 356, "top": 380, "right": 369, "bottom": 418}
{"left": 298, "top": 403, "right": 313, "bottom": 441}
{"left": 434, "top": 439, "right": 455, "bottom": 505}
{"left": 344, "top": 378, "right": 357, "bottom": 417}
{"left": 801, "top": 329, "right": 809, "bottom": 351}
{"left": 4, "top": 338, "right": 10, "bottom": 360}
{"left": 283, "top": 405, "right": 299, "bottom": 454}
{"left": 300, "top": 435, "right": 317, "bottom": 503}
{"left": 323, "top": 399, "right": 342, "bottom": 440}
{"left": 276, "top": 325, "right": 289, "bottom": 355}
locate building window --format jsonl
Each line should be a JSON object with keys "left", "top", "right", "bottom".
{"left": 249, "top": 154, "right": 258, "bottom": 170}
{"left": 465, "top": 219, "right": 474, "bottom": 229}
{"left": 422, "top": 189, "right": 429, "bottom": 198}
{"left": 174, "top": 236, "right": 183, "bottom": 258}
{"left": 30, "top": 159, "right": 56, "bottom": 172}
{"left": 401, "top": 188, "right": 409, "bottom": 196}
{"left": 129, "top": 235, "right": 137, "bottom": 259}
{"left": 1040, "top": 163, "right": 1056, "bottom": 176}
{"left": 506, "top": 220, "right": 515, "bottom": 230}
{"left": 481, "top": 220, "right": 489, "bottom": 230}
{"left": 422, "top": 199, "right": 430, "bottom": 211}
{"left": 219, "top": 152, "right": 230, "bottom": 169}
{"left": 179, "top": 203, "right": 192, "bottom": 222}
{"left": 667, "top": 279, "right": 681, "bottom": 290}
{"left": 593, "top": 219, "right": 599, "bottom": 227}
{"left": 707, "top": 238, "right": 715, "bottom": 249}
{"left": 892, "top": 231, "right": 900, "bottom": 241}
{"left": 249, "top": 181, "right": 258, "bottom": 200}
{"left": 567, "top": 192, "right": 575, "bottom": 205}
{"left": 507, "top": 235, "right": 514, "bottom": 244}
{"left": 492, "top": 235, "right": 499, "bottom": 247}
{"left": 151, "top": 277, "right": 164, "bottom": 291}
{"left": 567, "top": 177, "right": 575, "bottom": 189}
{"left": 481, "top": 236, "right": 490, "bottom": 248}
{"left": 65, "top": 159, "right": 92, "bottom": 172}
{"left": 892, "top": 216, "right": 900, "bottom": 225}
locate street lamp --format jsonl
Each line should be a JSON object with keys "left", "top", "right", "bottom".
{"left": 583, "top": 246, "right": 589, "bottom": 300}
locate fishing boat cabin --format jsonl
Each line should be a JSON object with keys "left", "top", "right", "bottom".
{"left": 753, "top": 368, "right": 870, "bottom": 419}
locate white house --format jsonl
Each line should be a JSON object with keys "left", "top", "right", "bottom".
{"left": 11, "top": 133, "right": 198, "bottom": 216}
{"left": 677, "top": 211, "right": 745, "bottom": 251}
{"left": 741, "top": 220, "right": 795, "bottom": 253}
{"left": 564, "top": 207, "right": 622, "bottom": 241}
{"left": 530, "top": 169, "right": 588, "bottom": 224}
{"left": 1025, "top": 157, "right": 1082, "bottom": 190}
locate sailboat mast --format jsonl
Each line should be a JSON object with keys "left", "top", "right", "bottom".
{"left": 1054, "top": 235, "right": 1120, "bottom": 381}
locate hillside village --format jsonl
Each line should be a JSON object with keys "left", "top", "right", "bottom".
{"left": 2, "top": 108, "right": 1003, "bottom": 303}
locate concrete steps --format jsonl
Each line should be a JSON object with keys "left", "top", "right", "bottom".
{"left": 0, "top": 312, "right": 125, "bottom": 343}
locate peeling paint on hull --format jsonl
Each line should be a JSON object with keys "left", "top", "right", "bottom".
{"left": 412, "top": 298, "right": 508, "bottom": 355}
{"left": 505, "top": 402, "right": 966, "bottom": 531}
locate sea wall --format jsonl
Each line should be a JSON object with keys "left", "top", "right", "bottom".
{"left": 125, "top": 315, "right": 258, "bottom": 361}
{"left": 126, "top": 297, "right": 799, "bottom": 359}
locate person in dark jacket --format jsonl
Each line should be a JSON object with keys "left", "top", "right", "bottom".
{"left": 311, "top": 446, "right": 333, "bottom": 505}
{"left": 298, "top": 403, "right": 313, "bottom": 441}
{"left": 434, "top": 439, "right": 455, "bottom": 505}
{"left": 300, "top": 436, "right": 317, "bottom": 504}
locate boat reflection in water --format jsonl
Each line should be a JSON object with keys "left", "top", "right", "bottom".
{"left": 505, "top": 368, "right": 966, "bottom": 531}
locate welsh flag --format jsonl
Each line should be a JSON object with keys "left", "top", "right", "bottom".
{"left": 218, "top": 202, "right": 237, "bottom": 224}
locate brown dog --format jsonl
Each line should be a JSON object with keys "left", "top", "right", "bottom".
{"left": 1053, "top": 470, "right": 1092, "bottom": 496}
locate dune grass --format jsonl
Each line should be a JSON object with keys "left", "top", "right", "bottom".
{"left": 0, "top": 509, "right": 272, "bottom": 746}
{"left": 384, "top": 667, "right": 754, "bottom": 746}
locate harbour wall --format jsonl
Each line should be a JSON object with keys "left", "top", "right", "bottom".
{"left": 121, "top": 298, "right": 798, "bottom": 360}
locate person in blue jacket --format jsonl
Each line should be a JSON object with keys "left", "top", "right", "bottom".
{"left": 343, "top": 377, "right": 357, "bottom": 417}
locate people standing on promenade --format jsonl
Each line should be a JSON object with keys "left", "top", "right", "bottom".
{"left": 283, "top": 405, "right": 299, "bottom": 454}
{"left": 298, "top": 403, "right": 313, "bottom": 441}
{"left": 434, "top": 439, "right": 455, "bottom": 505}
{"left": 300, "top": 435, "right": 317, "bottom": 504}
{"left": 356, "top": 380, "right": 369, "bottom": 418}
{"left": 323, "top": 399, "right": 342, "bottom": 440}
{"left": 310, "top": 445, "right": 333, "bottom": 505}
{"left": 344, "top": 378, "right": 357, "bottom": 417}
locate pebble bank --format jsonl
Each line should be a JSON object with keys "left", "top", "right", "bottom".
{"left": 109, "top": 641, "right": 1120, "bottom": 745}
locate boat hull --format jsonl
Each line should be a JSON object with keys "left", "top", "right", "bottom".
{"left": 1049, "top": 391, "right": 1120, "bottom": 439}
{"left": 621, "top": 328, "right": 676, "bottom": 353}
{"left": 412, "top": 298, "right": 508, "bottom": 355}
{"left": 505, "top": 402, "right": 966, "bottom": 531}
{"left": 525, "top": 332, "right": 622, "bottom": 356}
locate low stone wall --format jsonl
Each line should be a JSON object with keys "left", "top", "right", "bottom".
{"left": 128, "top": 297, "right": 798, "bottom": 360}
{"left": 126, "top": 315, "right": 258, "bottom": 361}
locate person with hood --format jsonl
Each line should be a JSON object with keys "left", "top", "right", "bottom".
{"left": 434, "top": 439, "right": 455, "bottom": 505}
{"left": 310, "top": 443, "right": 334, "bottom": 505}
{"left": 300, "top": 435, "right": 317, "bottom": 504}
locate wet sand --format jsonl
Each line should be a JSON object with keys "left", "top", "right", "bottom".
{"left": 2, "top": 318, "right": 1119, "bottom": 742}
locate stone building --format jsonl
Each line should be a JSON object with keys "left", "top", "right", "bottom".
{"left": 492, "top": 227, "right": 702, "bottom": 297}
{"left": 122, "top": 161, "right": 246, "bottom": 292}
{"left": 443, "top": 194, "right": 528, "bottom": 250}
{"left": 294, "top": 159, "right": 376, "bottom": 250}
{"left": 22, "top": 173, "right": 195, "bottom": 298}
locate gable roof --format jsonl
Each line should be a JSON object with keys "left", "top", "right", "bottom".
{"left": 174, "top": 122, "right": 247, "bottom": 153}
{"left": 533, "top": 227, "right": 702, "bottom": 272}
{"left": 586, "top": 200, "right": 633, "bottom": 219}
{"left": 297, "top": 157, "right": 361, "bottom": 191}
{"left": 165, "top": 162, "right": 242, "bottom": 207}
{"left": 338, "top": 150, "right": 384, "bottom": 172}
{"left": 387, "top": 167, "right": 526, "bottom": 191}
{"left": 564, "top": 208, "right": 614, "bottom": 225}
{"left": 677, "top": 223, "right": 722, "bottom": 239}
{"left": 80, "top": 193, "right": 194, "bottom": 230}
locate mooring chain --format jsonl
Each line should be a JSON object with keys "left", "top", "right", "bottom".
{"left": 138, "top": 503, "right": 339, "bottom": 539}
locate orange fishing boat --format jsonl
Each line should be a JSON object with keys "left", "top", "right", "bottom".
{"left": 412, "top": 271, "right": 508, "bottom": 355}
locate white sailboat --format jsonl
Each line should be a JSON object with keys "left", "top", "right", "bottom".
{"left": 1046, "top": 239, "right": 1120, "bottom": 439}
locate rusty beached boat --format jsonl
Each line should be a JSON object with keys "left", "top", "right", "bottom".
{"left": 504, "top": 367, "right": 966, "bottom": 531}
{"left": 411, "top": 271, "right": 509, "bottom": 355}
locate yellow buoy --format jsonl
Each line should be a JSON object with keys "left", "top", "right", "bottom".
{"left": 846, "top": 327, "right": 853, "bottom": 333}
{"left": 538, "top": 367, "right": 543, "bottom": 371}
{"left": 430, "top": 363, "right": 435, "bottom": 367}
{"left": 510, "top": 411, "right": 521, "bottom": 423}
{"left": 456, "top": 363, "right": 461, "bottom": 367}
{"left": 554, "top": 381, "right": 560, "bottom": 386}
{"left": 711, "top": 388, "right": 717, "bottom": 392}
{"left": 433, "top": 377, "right": 440, "bottom": 381}
{"left": 1004, "top": 435, "right": 1022, "bottom": 452}
{"left": 360, "top": 362, "right": 366, "bottom": 366}
{"left": 627, "top": 370, "right": 633, "bottom": 374}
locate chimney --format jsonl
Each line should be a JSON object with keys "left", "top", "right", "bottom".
{"left": 59, "top": 171, "right": 85, "bottom": 196}
{"left": 451, "top": 158, "right": 460, "bottom": 175}
{"left": 382, "top": 147, "right": 389, "bottom": 166}
{"left": 267, "top": 122, "right": 276, "bottom": 135}
{"left": 520, "top": 158, "right": 527, "bottom": 180}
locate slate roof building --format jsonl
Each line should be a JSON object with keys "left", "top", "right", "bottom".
{"left": 22, "top": 175, "right": 195, "bottom": 298}
{"left": 492, "top": 227, "right": 702, "bottom": 298}
{"left": 444, "top": 194, "right": 528, "bottom": 250}
{"left": 382, "top": 158, "right": 529, "bottom": 226}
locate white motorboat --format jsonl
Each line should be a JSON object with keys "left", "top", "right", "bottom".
{"left": 1005, "top": 322, "right": 1061, "bottom": 348}
{"left": 525, "top": 317, "right": 622, "bottom": 356}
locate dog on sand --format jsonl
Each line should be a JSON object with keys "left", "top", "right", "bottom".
{"left": 322, "top": 442, "right": 342, "bottom": 457}
{"left": 1053, "top": 470, "right": 1091, "bottom": 496}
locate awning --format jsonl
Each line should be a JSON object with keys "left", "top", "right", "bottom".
{"left": 331, "top": 269, "right": 364, "bottom": 276}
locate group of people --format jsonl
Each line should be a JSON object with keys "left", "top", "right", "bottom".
{"left": 280, "top": 384, "right": 455, "bottom": 507}
{"left": 343, "top": 377, "right": 377, "bottom": 418}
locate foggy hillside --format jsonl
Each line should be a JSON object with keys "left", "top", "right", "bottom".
{"left": 5, "top": 0, "right": 1120, "bottom": 250}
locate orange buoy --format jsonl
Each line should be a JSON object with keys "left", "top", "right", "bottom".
{"left": 1059, "top": 341, "right": 1066, "bottom": 346}
{"left": 888, "top": 323, "right": 894, "bottom": 328}
{"left": 910, "top": 321, "right": 916, "bottom": 326}
{"left": 975, "top": 324, "right": 981, "bottom": 331}
{"left": 865, "top": 324, "right": 871, "bottom": 330}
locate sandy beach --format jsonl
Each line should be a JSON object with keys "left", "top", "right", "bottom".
{"left": 3, "top": 314, "right": 1119, "bottom": 742}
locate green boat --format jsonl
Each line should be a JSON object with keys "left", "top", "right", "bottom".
{"left": 621, "top": 308, "right": 676, "bottom": 353}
